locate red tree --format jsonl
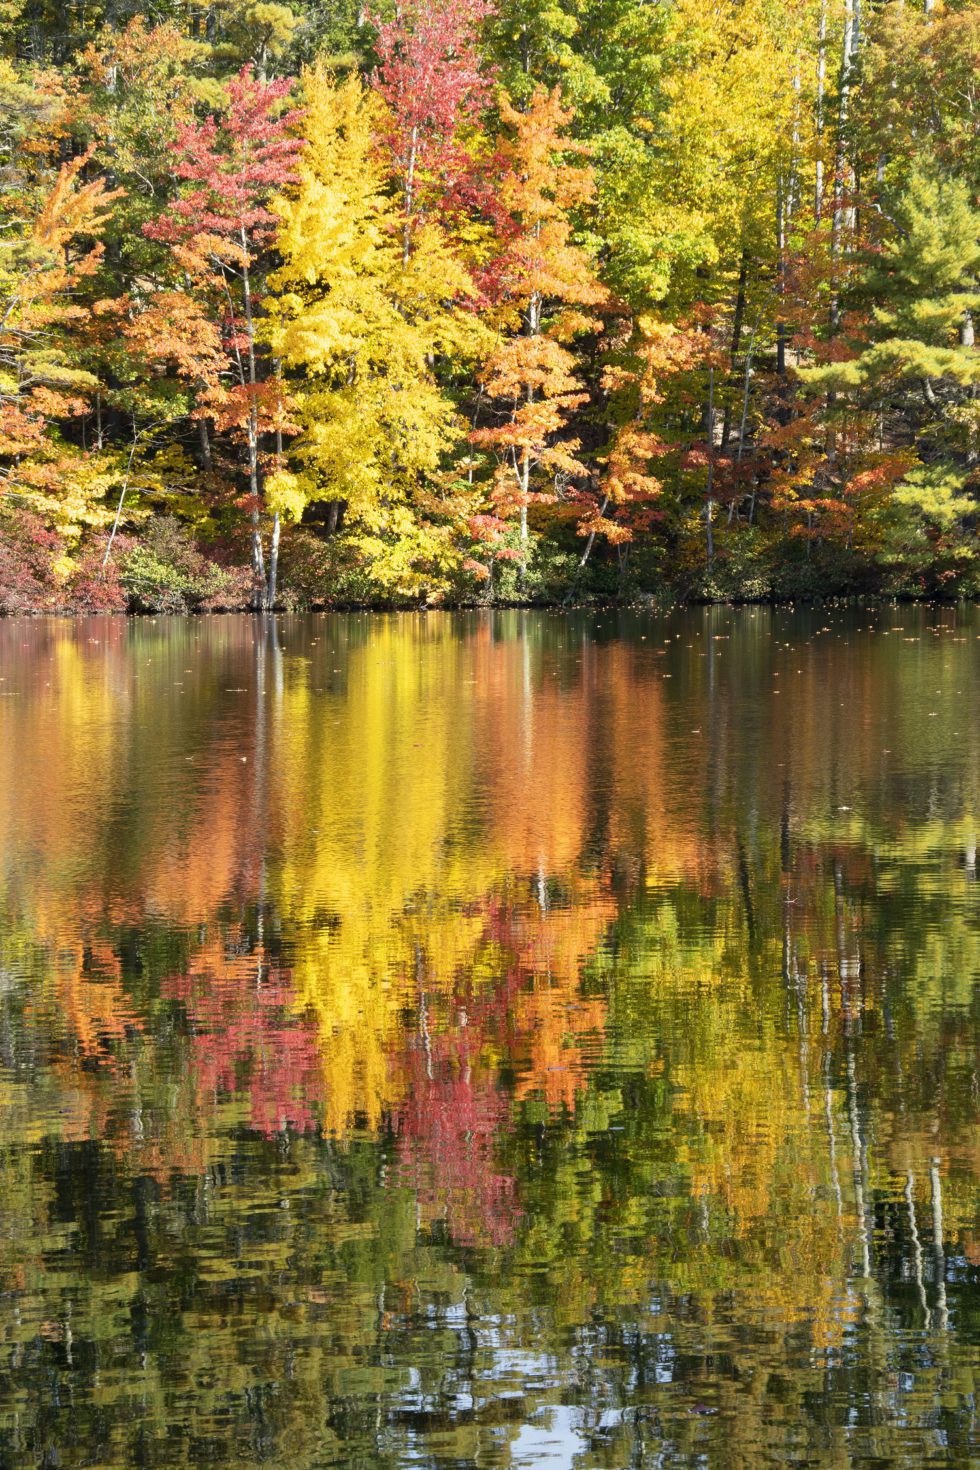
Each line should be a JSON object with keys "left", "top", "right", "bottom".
{"left": 370, "top": 0, "right": 498, "bottom": 263}
{"left": 145, "top": 66, "right": 303, "bottom": 608}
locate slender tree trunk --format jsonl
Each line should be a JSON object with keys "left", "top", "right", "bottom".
{"left": 776, "top": 184, "right": 790, "bottom": 421}
{"left": 517, "top": 289, "right": 541, "bottom": 568}
{"left": 815, "top": 1, "right": 827, "bottom": 221}
{"left": 735, "top": 310, "right": 761, "bottom": 523}
{"left": 198, "top": 417, "right": 212, "bottom": 470}
{"left": 267, "top": 511, "right": 281, "bottom": 610}
{"left": 579, "top": 495, "right": 609, "bottom": 568}
{"left": 721, "top": 251, "right": 749, "bottom": 450}
{"left": 826, "top": 0, "right": 861, "bottom": 465}
{"left": 403, "top": 126, "right": 418, "bottom": 266}
{"left": 831, "top": 0, "right": 860, "bottom": 331}
{"left": 729, "top": 252, "right": 748, "bottom": 364}
{"left": 518, "top": 449, "right": 530, "bottom": 547}
{"left": 102, "top": 421, "right": 141, "bottom": 571}
{"left": 737, "top": 316, "right": 760, "bottom": 467}
{"left": 265, "top": 412, "right": 285, "bottom": 611}
{"left": 705, "top": 365, "right": 715, "bottom": 573}
{"left": 617, "top": 541, "right": 630, "bottom": 590}
{"left": 527, "top": 288, "right": 541, "bottom": 336}
{"left": 240, "top": 233, "right": 266, "bottom": 608}
{"left": 249, "top": 433, "right": 265, "bottom": 602}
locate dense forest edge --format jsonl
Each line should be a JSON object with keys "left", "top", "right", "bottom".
{"left": 0, "top": 0, "right": 977, "bottom": 613}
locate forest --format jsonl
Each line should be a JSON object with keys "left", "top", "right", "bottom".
{"left": 0, "top": 0, "right": 977, "bottom": 612}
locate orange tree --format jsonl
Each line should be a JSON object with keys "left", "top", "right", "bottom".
{"left": 468, "top": 87, "right": 606, "bottom": 582}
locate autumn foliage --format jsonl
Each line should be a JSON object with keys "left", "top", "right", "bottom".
{"left": 0, "top": 0, "right": 976, "bottom": 606}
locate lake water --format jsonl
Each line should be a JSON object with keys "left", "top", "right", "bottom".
{"left": 0, "top": 607, "right": 977, "bottom": 1468}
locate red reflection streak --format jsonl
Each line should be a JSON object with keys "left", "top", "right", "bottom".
{"left": 164, "top": 958, "right": 324, "bottom": 1137}
{"left": 395, "top": 1023, "right": 518, "bottom": 1249}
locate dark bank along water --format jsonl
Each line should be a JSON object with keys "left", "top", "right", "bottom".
{"left": 0, "top": 607, "right": 977, "bottom": 1469}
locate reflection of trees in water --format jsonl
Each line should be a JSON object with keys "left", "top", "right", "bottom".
{"left": 0, "top": 607, "right": 976, "bottom": 1466}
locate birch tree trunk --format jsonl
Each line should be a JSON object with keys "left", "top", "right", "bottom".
{"left": 831, "top": 0, "right": 861, "bottom": 331}
{"left": 815, "top": 1, "right": 827, "bottom": 221}
{"left": 403, "top": 125, "right": 418, "bottom": 267}
{"left": 240, "top": 232, "right": 267, "bottom": 608}
{"left": 267, "top": 512, "right": 281, "bottom": 611}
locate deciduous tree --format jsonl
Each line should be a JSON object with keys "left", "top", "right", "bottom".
{"left": 268, "top": 65, "right": 486, "bottom": 597}
{"left": 145, "top": 64, "right": 303, "bottom": 607}
{"left": 469, "top": 87, "right": 606, "bottom": 569}
{"left": 0, "top": 150, "right": 122, "bottom": 566}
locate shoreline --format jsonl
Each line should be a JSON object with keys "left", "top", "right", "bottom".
{"left": 3, "top": 592, "right": 976, "bottom": 620}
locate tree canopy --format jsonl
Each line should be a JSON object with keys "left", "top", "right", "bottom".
{"left": 0, "top": 0, "right": 976, "bottom": 609}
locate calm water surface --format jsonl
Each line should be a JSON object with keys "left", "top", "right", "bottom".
{"left": 0, "top": 607, "right": 978, "bottom": 1468}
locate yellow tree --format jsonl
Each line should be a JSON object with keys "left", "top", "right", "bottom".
{"left": 594, "top": 0, "right": 828, "bottom": 554}
{"left": 469, "top": 88, "right": 606, "bottom": 565}
{"left": 266, "top": 65, "right": 486, "bottom": 597}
